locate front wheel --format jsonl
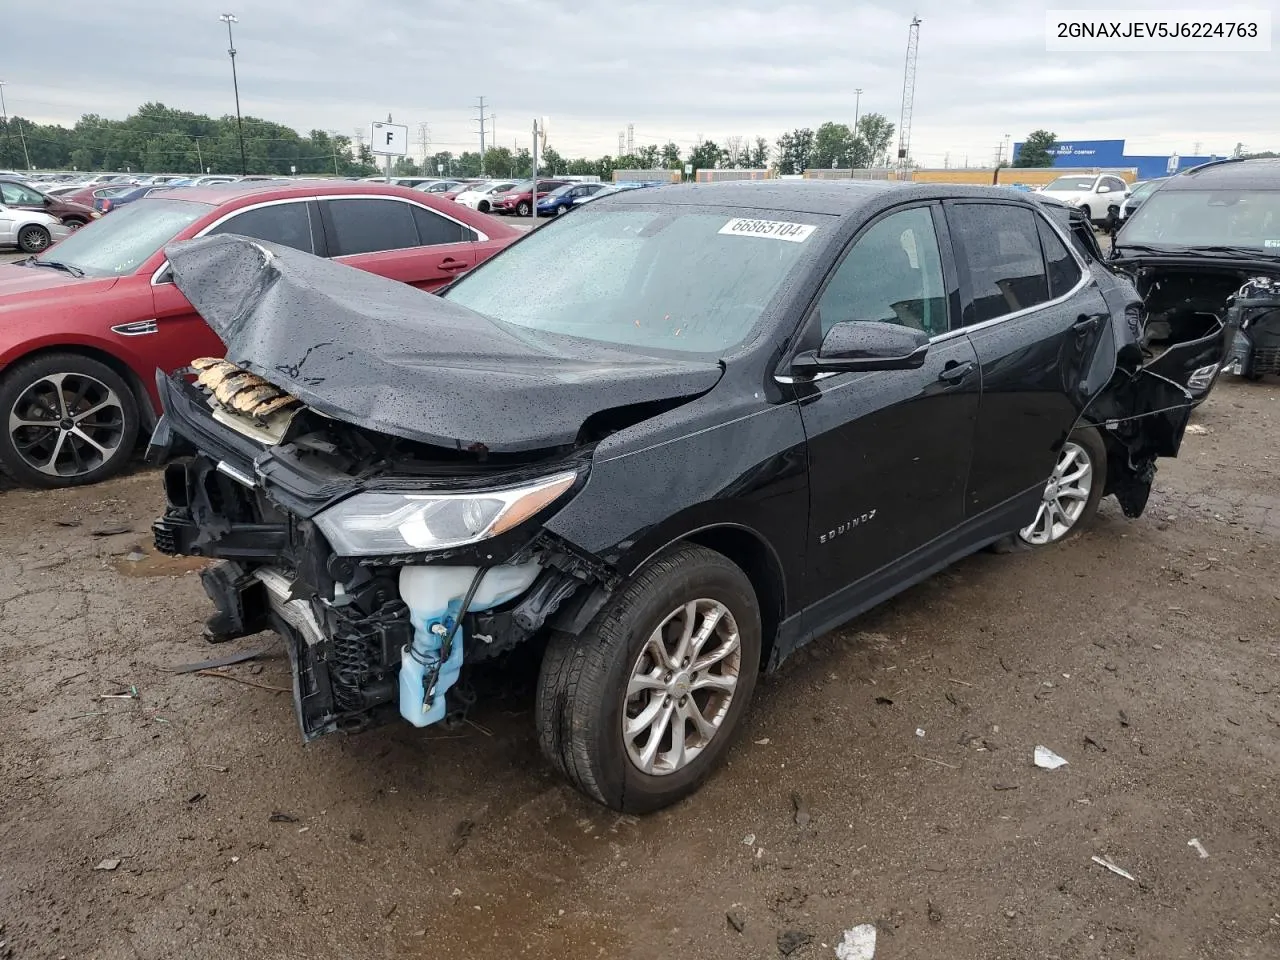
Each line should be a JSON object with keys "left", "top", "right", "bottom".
{"left": 477, "top": 199, "right": 490, "bottom": 213}
{"left": 537, "top": 543, "right": 761, "bottom": 813}
{"left": 17, "top": 224, "right": 51, "bottom": 253}
{"left": 516, "top": 201, "right": 531, "bottom": 217}
{"left": 0, "top": 353, "right": 140, "bottom": 488}
{"left": 1017, "top": 427, "right": 1107, "bottom": 546}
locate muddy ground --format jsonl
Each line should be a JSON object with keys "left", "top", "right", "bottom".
{"left": 1, "top": 379, "right": 1278, "bottom": 960}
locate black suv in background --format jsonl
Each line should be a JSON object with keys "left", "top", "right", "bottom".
{"left": 1112, "top": 157, "right": 1280, "bottom": 380}
{"left": 150, "top": 181, "right": 1229, "bottom": 812}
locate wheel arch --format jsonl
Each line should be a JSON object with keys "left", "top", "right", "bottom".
{"left": 623, "top": 522, "right": 787, "bottom": 673}
{"left": 0, "top": 343, "right": 158, "bottom": 432}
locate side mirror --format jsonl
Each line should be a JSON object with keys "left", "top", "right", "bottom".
{"left": 1096, "top": 185, "right": 1111, "bottom": 194}
{"left": 792, "top": 320, "right": 930, "bottom": 374}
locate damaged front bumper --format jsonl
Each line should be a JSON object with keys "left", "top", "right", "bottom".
{"left": 150, "top": 372, "right": 605, "bottom": 742}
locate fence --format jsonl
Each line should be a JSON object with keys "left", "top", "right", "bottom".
{"left": 693, "top": 168, "right": 776, "bottom": 182}
{"left": 611, "top": 169, "right": 681, "bottom": 183}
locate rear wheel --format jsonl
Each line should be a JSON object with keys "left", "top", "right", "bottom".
{"left": 537, "top": 543, "right": 761, "bottom": 813}
{"left": 1017, "top": 427, "right": 1107, "bottom": 547}
{"left": 0, "top": 353, "right": 139, "bottom": 488}
{"left": 17, "top": 224, "right": 51, "bottom": 253}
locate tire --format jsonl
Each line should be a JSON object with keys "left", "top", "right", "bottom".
{"left": 64, "top": 218, "right": 89, "bottom": 231}
{"left": 0, "top": 352, "right": 140, "bottom": 488}
{"left": 1016, "top": 426, "right": 1107, "bottom": 547}
{"left": 17, "top": 224, "right": 51, "bottom": 254}
{"left": 517, "top": 201, "right": 531, "bottom": 217}
{"left": 556, "top": 204, "right": 568, "bottom": 216}
{"left": 536, "top": 543, "right": 762, "bottom": 813}
{"left": 478, "top": 200, "right": 490, "bottom": 213}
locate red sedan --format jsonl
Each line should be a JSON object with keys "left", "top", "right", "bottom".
{"left": 0, "top": 180, "right": 520, "bottom": 487}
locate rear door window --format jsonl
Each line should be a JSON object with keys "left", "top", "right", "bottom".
{"left": 947, "top": 203, "right": 1051, "bottom": 325}
{"left": 208, "top": 201, "right": 317, "bottom": 254}
{"left": 411, "top": 205, "right": 474, "bottom": 245}
{"left": 1036, "top": 216, "right": 1083, "bottom": 298}
{"left": 323, "top": 198, "right": 419, "bottom": 255}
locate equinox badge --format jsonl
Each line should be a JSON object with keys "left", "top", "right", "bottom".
{"left": 819, "top": 509, "right": 877, "bottom": 544}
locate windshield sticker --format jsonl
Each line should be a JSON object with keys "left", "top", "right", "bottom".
{"left": 1265, "top": 239, "right": 1280, "bottom": 249}
{"left": 719, "top": 218, "right": 816, "bottom": 243}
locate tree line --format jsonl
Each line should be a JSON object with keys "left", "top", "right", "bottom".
{"left": 416, "top": 115, "right": 898, "bottom": 180}
{"left": 0, "top": 102, "right": 376, "bottom": 176}
{"left": 0, "top": 102, "right": 896, "bottom": 179}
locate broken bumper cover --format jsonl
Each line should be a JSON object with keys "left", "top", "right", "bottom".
{"left": 150, "top": 373, "right": 600, "bottom": 742}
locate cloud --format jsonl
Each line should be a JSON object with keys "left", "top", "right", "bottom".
{"left": 7, "top": 0, "right": 1278, "bottom": 167}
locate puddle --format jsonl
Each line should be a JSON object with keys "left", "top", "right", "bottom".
{"left": 112, "top": 546, "right": 209, "bottom": 578}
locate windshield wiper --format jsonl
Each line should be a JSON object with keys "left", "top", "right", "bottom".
{"left": 26, "top": 259, "right": 85, "bottom": 278}
{"left": 1195, "top": 245, "right": 1280, "bottom": 259}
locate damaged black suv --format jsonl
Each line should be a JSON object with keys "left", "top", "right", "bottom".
{"left": 1111, "top": 157, "right": 1280, "bottom": 381}
{"left": 150, "top": 181, "right": 1228, "bottom": 812}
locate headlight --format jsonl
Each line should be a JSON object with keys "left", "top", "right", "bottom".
{"left": 314, "top": 471, "right": 578, "bottom": 556}
{"left": 91, "top": 211, "right": 103, "bottom": 218}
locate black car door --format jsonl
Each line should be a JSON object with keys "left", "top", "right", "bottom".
{"left": 794, "top": 203, "right": 980, "bottom": 610}
{"left": 943, "top": 200, "right": 1111, "bottom": 517}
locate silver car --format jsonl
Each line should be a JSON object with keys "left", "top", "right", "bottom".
{"left": 0, "top": 205, "right": 70, "bottom": 253}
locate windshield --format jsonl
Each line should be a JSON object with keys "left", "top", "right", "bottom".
{"left": 1044, "top": 176, "right": 1096, "bottom": 191}
{"left": 444, "top": 207, "right": 819, "bottom": 354}
{"left": 1120, "top": 189, "right": 1280, "bottom": 251}
{"left": 32, "top": 198, "right": 213, "bottom": 277}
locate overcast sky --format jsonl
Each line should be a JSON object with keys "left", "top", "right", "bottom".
{"left": 7, "top": 0, "right": 1278, "bottom": 167}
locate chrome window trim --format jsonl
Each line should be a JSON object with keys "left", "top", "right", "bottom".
{"left": 150, "top": 193, "right": 488, "bottom": 285}
{"left": 773, "top": 201, "right": 1094, "bottom": 383}
{"left": 927, "top": 202, "right": 1092, "bottom": 345}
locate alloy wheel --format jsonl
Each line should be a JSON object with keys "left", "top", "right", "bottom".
{"left": 18, "top": 225, "right": 50, "bottom": 253}
{"left": 7, "top": 372, "right": 127, "bottom": 478}
{"left": 622, "top": 598, "right": 741, "bottom": 776}
{"left": 1019, "top": 440, "right": 1093, "bottom": 545}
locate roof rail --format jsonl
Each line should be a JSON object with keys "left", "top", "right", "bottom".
{"left": 1179, "top": 156, "right": 1246, "bottom": 176}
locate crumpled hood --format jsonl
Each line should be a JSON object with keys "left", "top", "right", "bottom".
{"left": 164, "top": 234, "right": 723, "bottom": 452}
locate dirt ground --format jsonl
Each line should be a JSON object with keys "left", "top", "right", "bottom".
{"left": 2, "top": 378, "right": 1278, "bottom": 960}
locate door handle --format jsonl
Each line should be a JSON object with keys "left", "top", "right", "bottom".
{"left": 937, "top": 360, "right": 975, "bottom": 384}
{"left": 438, "top": 258, "right": 468, "bottom": 272}
{"left": 1072, "top": 313, "right": 1102, "bottom": 333}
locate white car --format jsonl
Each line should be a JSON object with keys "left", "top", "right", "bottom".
{"left": 0, "top": 205, "right": 71, "bottom": 253}
{"left": 454, "top": 180, "right": 517, "bottom": 214}
{"left": 1037, "top": 174, "right": 1130, "bottom": 225}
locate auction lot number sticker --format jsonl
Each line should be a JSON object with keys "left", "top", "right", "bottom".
{"left": 719, "top": 218, "right": 816, "bottom": 242}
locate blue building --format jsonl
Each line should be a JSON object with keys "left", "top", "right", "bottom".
{"left": 1011, "top": 138, "right": 1223, "bottom": 180}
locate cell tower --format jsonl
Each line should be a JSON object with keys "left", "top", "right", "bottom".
{"left": 896, "top": 16, "right": 921, "bottom": 169}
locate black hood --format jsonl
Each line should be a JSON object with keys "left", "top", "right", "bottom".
{"left": 164, "top": 234, "right": 723, "bottom": 452}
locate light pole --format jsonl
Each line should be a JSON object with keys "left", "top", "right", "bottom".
{"left": 853, "top": 87, "right": 863, "bottom": 168}
{"left": 219, "top": 14, "right": 248, "bottom": 176}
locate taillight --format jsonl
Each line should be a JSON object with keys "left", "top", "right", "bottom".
{"left": 101, "top": 200, "right": 112, "bottom": 212}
